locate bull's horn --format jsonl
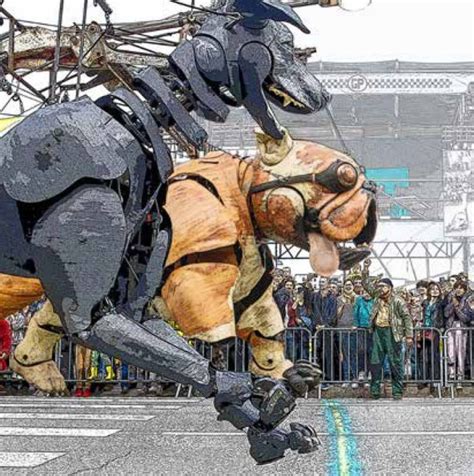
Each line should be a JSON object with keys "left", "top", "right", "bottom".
{"left": 255, "top": 127, "right": 293, "bottom": 166}
{"left": 231, "top": 0, "right": 310, "bottom": 34}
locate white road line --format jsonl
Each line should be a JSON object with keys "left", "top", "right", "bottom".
{"left": 299, "top": 402, "right": 474, "bottom": 407}
{"left": 0, "top": 413, "right": 154, "bottom": 421}
{"left": 0, "top": 397, "right": 201, "bottom": 404}
{"left": 0, "top": 403, "right": 180, "bottom": 409}
{"left": 0, "top": 427, "right": 120, "bottom": 437}
{"left": 0, "top": 452, "right": 65, "bottom": 468}
{"left": 346, "top": 431, "right": 474, "bottom": 436}
{"left": 162, "top": 431, "right": 474, "bottom": 437}
{"left": 163, "top": 432, "right": 245, "bottom": 436}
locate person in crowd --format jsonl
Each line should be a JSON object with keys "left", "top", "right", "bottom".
{"left": 406, "top": 290, "right": 423, "bottom": 380}
{"left": 398, "top": 287, "right": 410, "bottom": 305}
{"left": 290, "top": 285, "right": 313, "bottom": 360}
{"left": 0, "top": 319, "right": 12, "bottom": 376}
{"left": 328, "top": 279, "right": 340, "bottom": 297}
{"left": 353, "top": 288, "right": 374, "bottom": 383}
{"left": 363, "top": 272, "right": 413, "bottom": 400}
{"left": 271, "top": 269, "right": 284, "bottom": 293}
{"left": 336, "top": 279, "right": 358, "bottom": 388}
{"left": 408, "top": 291, "right": 424, "bottom": 328}
{"left": 318, "top": 277, "right": 327, "bottom": 290}
{"left": 283, "top": 280, "right": 296, "bottom": 326}
{"left": 7, "top": 306, "right": 32, "bottom": 393}
{"left": 312, "top": 279, "right": 337, "bottom": 389}
{"left": 418, "top": 282, "right": 444, "bottom": 385}
{"left": 274, "top": 279, "right": 294, "bottom": 320}
{"left": 7, "top": 308, "right": 29, "bottom": 354}
{"left": 74, "top": 344, "right": 92, "bottom": 397}
{"left": 415, "top": 280, "right": 429, "bottom": 304}
{"left": 444, "top": 280, "right": 473, "bottom": 388}
{"left": 353, "top": 277, "right": 364, "bottom": 296}
{"left": 302, "top": 274, "right": 316, "bottom": 319}
{"left": 282, "top": 267, "right": 292, "bottom": 281}
{"left": 347, "top": 264, "right": 363, "bottom": 296}
{"left": 446, "top": 275, "right": 459, "bottom": 294}
{"left": 283, "top": 280, "right": 300, "bottom": 363}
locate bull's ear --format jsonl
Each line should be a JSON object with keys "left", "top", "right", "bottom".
{"left": 232, "top": 0, "right": 310, "bottom": 34}
{"left": 256, "top": 127, "right": 293, "bottom": 166}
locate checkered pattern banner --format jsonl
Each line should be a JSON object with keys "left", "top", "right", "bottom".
{"left": 320, "top": 75, "right": 456, "bottom": 92}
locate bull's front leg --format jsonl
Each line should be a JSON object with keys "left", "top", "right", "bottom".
{"left": 80, "top": 314, "right": 321, "bottom": 464}
{"left": 237, "top": 282, "right": 322, "bottom": 396}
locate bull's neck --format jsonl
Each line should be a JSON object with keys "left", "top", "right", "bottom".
{"left": 242, "top": 159, "right": 306, "bottom": 248}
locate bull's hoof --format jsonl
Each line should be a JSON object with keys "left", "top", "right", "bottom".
{"left": 288, "top": 422, "right": 322, "bottom": 454}
{"left": 283, "top": 361, "right": 322, "bottom": 396}
{"left": 9, "top": 356, "right": 68, "bottom": 396}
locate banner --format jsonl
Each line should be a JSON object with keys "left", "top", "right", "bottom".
{"left": 443, "top": 148, "right": 474, "bottom": 237}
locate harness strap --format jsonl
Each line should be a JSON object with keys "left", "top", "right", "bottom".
{"left": 249, "top": 160, "right": 358, "bottom": 196}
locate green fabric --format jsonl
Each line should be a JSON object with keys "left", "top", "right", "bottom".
{"left": 90, "top": 350, "right": 112, "bottom": 367}
{"left": 363, "top": 275, "right": 413, "bottom": 342}
{"left": 424, "top": 302, "right": 435, "bottom": 327}
{"left": 370, "top": 326, "right": 404, "bottom": 398}
{"left": 91, "top": 350, "right": 100, "bottom": 367}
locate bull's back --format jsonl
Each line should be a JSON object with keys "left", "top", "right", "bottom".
{"left": 0, "top": 274, "right": 44, "bottom": 319}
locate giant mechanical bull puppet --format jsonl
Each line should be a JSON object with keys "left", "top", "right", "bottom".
{"left": 0, "top": 0, "right": 377, "bottom": 465}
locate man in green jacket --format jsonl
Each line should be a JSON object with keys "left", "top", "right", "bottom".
{"left": 364, "top": 271, "right": 413, "bottom": 400}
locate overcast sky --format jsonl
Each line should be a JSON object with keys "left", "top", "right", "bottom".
{"left": 2, "top": 0, "right": 473, "bottom": 62}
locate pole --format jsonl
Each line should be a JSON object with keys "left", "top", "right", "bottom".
{"left": 49, "top": 0, "right": 65, "bottom": 103}
{"left": 462, "top": 238, "right": 470, "bottom": 274}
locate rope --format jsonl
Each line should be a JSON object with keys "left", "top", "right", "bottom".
{"left": 325, "top": 104, "right": 352, "bottom": 157}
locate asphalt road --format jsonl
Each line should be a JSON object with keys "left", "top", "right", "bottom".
{"left": 0, "top": 396, "right": 473, "bottom": 475}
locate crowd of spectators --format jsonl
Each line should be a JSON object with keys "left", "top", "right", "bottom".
{"left": 272, "top": 261, "right": 474, "bottom": 394}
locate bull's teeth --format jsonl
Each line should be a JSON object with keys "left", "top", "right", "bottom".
{"left": 268, "top": 84, "right": 305, "bottom": 109}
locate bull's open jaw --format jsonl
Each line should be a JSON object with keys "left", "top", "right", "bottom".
{"left": 265, "top": 83, "right": 307, "bottom": 110}
{"left": 308, "top": 232, "right": 340, "bottom": 278}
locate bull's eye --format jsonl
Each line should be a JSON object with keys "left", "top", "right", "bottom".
{"left": 337, "top": 163, "right": 358, "bottom": 189}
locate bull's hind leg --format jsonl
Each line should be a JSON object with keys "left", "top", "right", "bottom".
{"left": 10, "top": 300, "right": 67, "bottom": 395}
{"left": 29, "top": 184, "right": 128, "bottom": 336}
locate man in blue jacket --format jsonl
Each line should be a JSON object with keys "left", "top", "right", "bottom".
{"left": 312, "top": 283, "right": 337, "bottom": 387}
{"left": 353, "top": 290, "right": 374, "bottom": 382}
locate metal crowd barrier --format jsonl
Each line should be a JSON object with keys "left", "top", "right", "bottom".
{"left": 2, "top": 326, "right": 472, "bottom": 399}
{"left": 312, "top": 327, "right": 444, "bottom": 398}
{"left": 443, "top": 326, "right": 473, "bottom": 399}
{"left": 177, "top": 329, "right": 311, "bottom": 396}
{"left": 312, "top": 328, "right": 370, "bottom": 385}
{"left": 284, "top": 328, "right": 313, "bottom": 362}
{"left": 190, "top": 337, "right": 251, "bottom": 373}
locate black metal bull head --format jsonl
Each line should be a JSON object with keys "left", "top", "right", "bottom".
{"left": 169, "top": 0, "right": 330, "bottom": 139}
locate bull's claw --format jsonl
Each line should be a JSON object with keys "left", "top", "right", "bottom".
{"left": 288, "top": 422, "right": 322, "bottom": 454}
{"left": 338, "top": 247, "right": 371, "bottom": 271}
{"left": 283, "top": 360, "right": 322, "bottom": 396}
{"left": 212, "top": 370, "right": 322, "bottom": 464}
